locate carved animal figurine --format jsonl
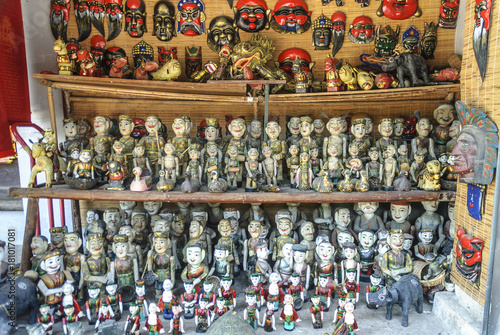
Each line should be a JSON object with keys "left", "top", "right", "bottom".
{"left": 54, "top": 37, "right": 74, "bottom": 75}
{"left": 381, "top": 53, "right": 429, "bottom": 88}
{"left": 417, "top": 160, "right": 441, "bottom": 191}
{"left": 134, "top": 60, "right": 159, "bottom": 80}
{"left": 109, "top": 57, "right": 128, "bottom": 78}
{"left": 338, "top": 170, "right": 354, "bottom": 192}
{"left": 393, "top": 170, "right": 411, "bottom": 192}
{"left": 355, "top": 170, "right": 369, "bottom": 192}
{"left": 181, "top": 170, "right": 200, "bottom": 193}
{"left": 23, "top": 140, "right": 54, "bottom": 188}
{"left": 377, "top": 274, "right": 424, "bottom": 327}
{"left": 130, "top": 166, "right": 152, "bottom": 191}
{"left": 151, "top": 59, "right": 182, "bottom": 81}
{"left": 208, "top": 170, "right": 228, "bottom": 193}
{"left": 338, "top": 63, "right": 358, "bottom": 90}
{"left": 156, "top": 170, "right": 175, "bottom": 192}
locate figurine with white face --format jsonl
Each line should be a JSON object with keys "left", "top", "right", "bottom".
{"left": 226, "top": 118, "right": 247, "bottom": 183}
{"left": 119, "top": 201, "right": 137, "bottom": 225}
{"left": 446, "top": 120, "right": 461, "bottom": 155}
{"left": 63, "top": 232, "right": 85, "bottom": 297}
{"left": 90, "top": 116, "right": 114, "bottom": 156}
{"left": 209, "top": 244, "right": 232, "bottom": 279}
{"left": 312, "top": 119, "right": 325, "bottom": 158}
{"left": 315, "top": 274, "right": 332, "bottom": 311}
{"left": 403, "top": 234, "right": 414, "bottom": 257}
{"left": 298, "top": 116, "right": 314, "bottom": 153}
{"left": 119, "top": 225, "right": 143, "bottom": 271}
{"left": 260, "top": 300, "right": 277, "bottom": 331}
{"left": 181, "top": 244, "right": 208, "bottom": 288}
{"left": 83, "top": 233, "right": 110, "bottom": 293}
{"left": 144, "top": 201, "right": 162, "bottom": 217}
{"left": 354, "top": 202, "right": 383, "bottom": 233}
{"left": 218, "top": 218, "right": 241, "bottom": 274}
{"left": 183, "top": 219, "right": 211, "bottom": 265}
{"left": 273, "top": 242, "right": 294, "bottom": 285}
{"left": 254, "top": 242, "right": 272, "bottom": 284}
{"left": 110, "top": 234, "right": 139, "bottom": 289}
{"left": 245, "top": 148, "right": 262, "bottom": 191}
{"left": 357, "top": 230, "right": 377, "bottom": 277}
{"left": 383, "top": 145, "right": 397, "bottom": 190}
{"left": 350, "top": 117, "right": 370, "bottom": 158}
{"left": 300, "top": 222, "right": 316, "bottom": 267}
{"left": 286, "top": 117, "right": 301, "bottom": 148}
{"left": 180, "top": 280, "right": 197, "bottom": 319}
{"left": 412, "top": 118, "right": 436, "bottom": 160}
{"left": 219, "top": 276, "right": 236, "bottom": 310}
{"left": 313, "top": 241, "right": 337, "bottom": 288}
{"left": 331, "top": 207, "right": 357, "bottom": 249}
{"left": 103, "top": 207, "right": 121, "bottom": 246}
{"left": 366, "top": 273, "right": 383, "bottom": 309}
{"left": 246, "top": 119, "right": 263, "bottom": 155}
{"left": 379, "top": 229, "right": 413, "bottom": 288}
{"left": 432, "top": 104, "right": 455, "bottom": 156}
{"left": 171, "top": 117, "right": 192, "bottom": 175}
{"left": 376, "top": 118, "right": 394, "bottom": 159}
{"left": 323, "top": 117, "right": 347, "bottom": 161}
{"left": 343, "top": 269, "right": 359, "bottom": 305}
{"left": 386, "top": 202, "right": 413, "bottom": 235}
{"left": 292, "top": 244, "right": 310, "bottom": 290}
{"left": 146, "top": 232, "right": 176, "bottom": 296}
{"left": 243, "top": 292, "right": 259, "bottom": 330}
{"left": 272, "top": 218, "right": 296, "bottom": 262}
{"left": 414, "top": 230, "right": 436, "bottom": 261}
{"left": 313, "top": 203, "right": 334, "bottom": 236}
{"left": 38, "top": 250, "right": 73, "bottom": 307}
{"left": 138, "top": 116, "right": 165, "bottom": 178}
{"left": 263, "top": 121, "right": 287, "bottom": 184}
{"left": 243, "top": 220, "right": 263, "bottom": 275}
{"left": 340, "top": 242, "right": 360, "bottom": 287}
{"left": 415, "top": 201, "right": 444, "bottom": 242}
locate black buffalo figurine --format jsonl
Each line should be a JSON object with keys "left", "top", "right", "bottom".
{"left": 382, "top": 53, "right": 429, "bottom": 88}
{"left": 0, "top": 276, "right": 38, "bottom": 333}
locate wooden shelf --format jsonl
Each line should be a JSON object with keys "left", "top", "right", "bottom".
{"left": 8, "top": 186, "right": 455, "bottom": 203}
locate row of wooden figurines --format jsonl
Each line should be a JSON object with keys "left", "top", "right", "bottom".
{"left": 51, "top": 105, "right": 458, "bottom": 191}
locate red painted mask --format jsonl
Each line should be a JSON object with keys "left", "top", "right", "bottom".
{"left": 376, "top": 0, "right": 421, "bottom": 20}
{"left": 125, "top": 0, "right": 147, "bottom": 38}
{"left": 90, "top": 35, "right": 106, "bottom": 63}
{"left": 90, "top": 0, "right": 106, "bottom": 36}
{"left": 106, "top": 0, "right": 123, "bottom": 41}
{"left": 278, "top": 48, "right": 312, "bottom": 77}
{"left": 348, "top": 15, "right": 374, "bottom": 44}
{"left": 439, "top": 0, "right": 459, "bottom": 28}
{"left": 66, "top": 39, "right": 81, "bottom": 55}
{"left": 456, "top": 226, "right": 483, "bottom": 267}
{"left": 132, "top": 118, "right": 147, "bottom": 139}
{"left": 158, "top": 47, "right": 178, "bottom": 65}
{"left": 475, "top": 0, "right": 491, "bottom": 31}
{"left": 234, "top": 0, "right": 269, "bottom": 33}
{"left": 104, "top": 46, "right": 128, "bottom": 72}
{"left": 176, "top": 0, "right": 206, "bottom": 36}
{"left": 50, "top": 0, "right": 71, "bottom": 41}
{"left": 270, "top": 0, "right": 311, "bottom": 34}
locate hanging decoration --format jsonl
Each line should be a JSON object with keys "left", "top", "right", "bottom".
{"left": 348, "top": 15, "right": 374, "bottom": 44}
{"left": 158, "top": 46, "right": 178, "bottom": 65}
{"left": 124, "top": 0, "right": 147, "bottom": 38}
{"left": 105, "top": 0, "right": 123, "bottom": 41}
{"left": 270, "top": 0, "right": 312, "bottom": 34}
{"left": 74, "top": 0, "right": 92, "bottom": 42}
{"left": 50, "top": 0, "right": 71, "bottom": 42}
{"left": 456, "top": 226, "right": 484, "bottom": 286}
{"left": 185, "top": 46, "right": 202, "bottom": 78}
{"left": 401, "top": 25, "right": 420, "bottom": 54}
{"left": 439, "top": 0, "right": 459, "bottom": 29}
{"left": 176, "top": 0, "right": 206, "bottom": 36}
{"left": 466, "top": 184, "right": 485, "bottom": 220}
{"left": 420, "top": 21, "right": 437, "bottom": 60}
{"left": 233, "top": 0, "right": 270, "bottom": 33}
{"left": 90, "top": 0, "right": 106, "bottom": 37}
{"left": 376, "top": 0, "right": 421, "bottom": 20}
{"left": 331, "top": 11, "right": 345, "bottom": 57}
{"left": 276, "top": 48, "right": 313, "bottom": 79}
{"left": 132, "top": 40, "right": 154, "bottom": 68}
{"left": 373, "top": 25, "right": 400, "bottom": 57}
{"left": 153, "top": 0, "right": 177, "bottom": 41}
{"left": 207, "top": 16, "right": 240, "bottom": 53}
{"left": 312, "top": 14, "right": 333, "bottom": 50}
{"left": 473, "top": 0, "right": 492, "bottom": 83}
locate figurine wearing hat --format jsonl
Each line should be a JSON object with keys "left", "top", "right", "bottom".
{"left": 334, "top": 291, "right": 348, "bottom": 325}
{"left": 86, "top": 284, "right": 101, "bottom": 324}
{"left": 144, "top": 302, "right": 164, "bottom": 335}
{"left": 110, "top": 234, "right": 139, "bottom": 290}
{"left": 170, "top": 298, "right": 185, "bottom": 335}
{"left": 135, "top": 279, "right": 149, "bottom": 321}
{"left": 244, "top": 290, "right": 259, "bottom": 330}
{"left": 104, "top": 282, "right": 123, "bottom": 321}
{"left": 147, "top": 232, "right": 176, "bottom": 296}
{"left": 50, "top": 226, "right": 68, "bottom": 254}
{"left": 82, "top": 233, "right": 110, "bottom": 294}
{"left": 366, "top": 273, "right": 383, "bottom": 309}
{"left": 62, "top": 296, "right": 79, "bottom": 335}
{"left": 37, "top": 304, "right": 54, "bottom": 335}
{"left": 124, "top": 302, "right": 141, "bottom": 335}
{"left": 63, "top": 232, "right": 85, "bottom": 298}
{"left": 38, "top": 249, "right": 74, "bottom": 307}
{"left": 309, "top": 294, "right": 323, "bottom": 329}
{"left": 379, "top": 229, "right": 413, "bottom": 288}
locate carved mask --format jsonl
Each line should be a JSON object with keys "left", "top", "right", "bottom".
{"left": 50, "top": 0, "right": 71, "bottom": 42}
{"left": 185, "top": 46, "right": 202, "bottom": 78}
{"left": 207, "top": 16, "right": 240, "bottom": 53}
{"left": 90, "top": 35, "right": 106, "bottom": 65}
{"left": 312, "top": 14, "right": 333, "bottom": 50}
{"left": 125, "top": 0, "right": 147, "bottom": 38}
{"left": 104, "top": 46, "right": 128, "bottom": 73}
{"left": 374, "top": 25, "right": 400, "bottom": 57}
{"left": 456, "top": 226, "right": 483, "bottom": 284}
{"left": 270, "top": 0, "right": 312, "bottom": 34}
{"left": 401, "top": 26, "right": 420, "bottom": 53}
{"left": 90, "top": 0, "right": 106, "bottom": 36}
{"left": 331, "top": 11, "right": 346, "bottom": 57}
{"left": 158, "top": 47, "right": 178, "bottom": 65}
{"left": 105, "top": 0, "right": 123, "bottom": 41}
{"left": 74, "top": 0, "right": 92, "bottom": 42}
{"left": 176, "top": 0, "right": 206, "bottom": 36}
{"left": 348, "top": 15, "right": 374, "bottom": 44}
{"left": 277, "top": 48, "right": 312, "bottom": 78}
{"left": 376, "top": 0, "right": 421, "bottom": 20}
{"left": 66, "top": 39, "right": 81, "bottom": 57}
{"left": 153, "top": 0, "right": 176, "bottom": 41}
{"left": 233, "top": 0, "right": 270, "bottom": 33}
{"left": 421, "top": 21, "right": 437, "bottom": 60}
{"left": 439, "top": 0, "right": 459, "bottom": 29}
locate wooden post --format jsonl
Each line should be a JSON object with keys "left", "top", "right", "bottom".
{"left": 21, "top": 197, "right": 39, "bottom": 274}
{"left": 46, "top": 86, "right": 58, "bottom": 142}
{"left": 71, "top": 199, "right": 82, "bottom": 237}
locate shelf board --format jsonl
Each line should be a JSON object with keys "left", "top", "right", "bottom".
{"left": 8, "top": 186, "right": 455, "bottom": 203}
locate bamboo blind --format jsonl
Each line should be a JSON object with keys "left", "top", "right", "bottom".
{"left": 64, "top": 0, "right": 456, "bottom": 82}
{"left": 449, "top": 0, "right": 500, "bottom": 307}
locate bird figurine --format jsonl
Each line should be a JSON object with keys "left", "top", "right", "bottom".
{"left": 312, "top": 171, "right": 334, "bottom": 193}
{"left": 393, "top": 169, "right": 411, "bottom": 192}
{"left": 156, "top": 170, "right": 175, "bottom": 192}
{"left": 337, "top": 169, "right": 354, "bottom": 192}
{"left": 207, "top": 170, "right": 228, "bottom": 193}
{"left": 355, "top": 170, "right": 370, "bottom": 192}
{"left": 181, "top": 171, "right": 200, "bottom": 193}
{"left": 130, "top": 166, "right": 152, "bottom": 191}
{"left": 151, "top": 59, "right": 182, "bottom": 81}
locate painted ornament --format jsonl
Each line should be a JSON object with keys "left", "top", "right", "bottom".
{"left": 456, "top": 226, "right": 483, "bottom": 285}
{"left": 331, "top": 11, "right": 346, "bottom": 58}
{"left": 74, "top": 0, "right": 92, "bottom": 42}
{"left": 233, "top": 0, "right": 270, "bottom": 33}
{"left": 185, "top": 46, "right": 202, "bottom": 78}
{"left": 124, "top": 0, "right": 147, "bottom": 38}
{"left": 376, "top": 0, "right": 421, "bottom": 20}
{"left": 270, "top": 0, "right": 312, "bottom": 34}
{"left": 90, "top": 0, "right": 106, "bottom": 37}
{"left": 312, "top": 14, "right": 333, "bottom": 51}
{"left": 348, "top": 15, "right": 374, "bottom": 44}
{"left": 401, "top": 26, "right": 420, "bottom": 54}
{"left": 132, "top": 40, "right": 154, "bottom": 68}
{"left": 207, "top": 16, "right": 240, "bottom": 53}
{"left": 176, "top": 0, "right": 206, "bottom": 36}
{"left": 374, "top": 25, "right": 400, "bottom": 57}
{"left": 105, "top": 0, "right": 124, "bottom": 41}
{"left": 50, "top": 0, "right": 71, "bottom": 42}
{"left": 420, "top": 22, "right": 437, "bottom": 60}
{"left": 153, "top": 0, "right": 177, "bottom": 41}
{"left": 473, "top": 0, "right": 492, "bottom": 83}
{"left": 439, "top": 0, "right": 459, "bottom": 29}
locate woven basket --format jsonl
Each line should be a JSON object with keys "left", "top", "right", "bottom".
{"left": 413, "top": 260, "right": 446, "bottom": 287}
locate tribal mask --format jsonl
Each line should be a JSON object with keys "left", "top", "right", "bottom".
{"left": 331, "top": 11, "right": 345, "bottom": 57}
{"left": 74, "top": 0, "right": 92, "bottom": 42}
{"left": 401, "top": 26, "right": 420, "bottom": 53}
{"left": 277, "top": 48, "right": 312, "bottom": 78}
{"left": 90, "top": 0, "right": 106, "bottom": 37}
{"left": 50, "top": 0, "right": 71, "bottom": 41}
{"left": 185, "top": 46, "right": 202, "bottom": 78}
{"left": 158, "top": 47, "right": 178, "bottom": 65}
{"left": 90, "top": 35, "right": 106, "bottom": 66}
{"left": 312, "top": 14, "right": 333, "bottom": 50}
{"left": 376, "top": 0, "right": 421, "bottom": 20}
{"left": 153, "top": 0, "right": 176, "bottom": 41}
{"left": 374, "top": 25, "right": 400, "bottom": 57}
{"left": 233, "top": 0, "right": 270, "bottom": 33}
{"left": 207, "top": 16, "right": 240, "bottom": 53}
{"left": 456, "top": 226, "right": 483, "bottom": 284}
{"left": 105, "top": 0, "right": 123, "bottom": 41}
{"left": 421, "top": 21, "right": 437, "bottom": 60}
{"left": 270, "top": 0, "right": 312, "bottom": 34}
{"left": 104, "top": 46, "right": 128, "bottom": 73}
{"left": 125, "top": 0, "right": 147, "bottom": 38}
{"left": 439, "top": 0, "right": 459, "bottom": 29}
{"left": 176, "top": 0, "right": 206, "bottom": 36}
{"left": 348, "top": 15, "right": 374, "bottom": 44}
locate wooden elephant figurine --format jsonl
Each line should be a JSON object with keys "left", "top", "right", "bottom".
{"left": 23, "top": 140, "right": 54, "bottom": 188}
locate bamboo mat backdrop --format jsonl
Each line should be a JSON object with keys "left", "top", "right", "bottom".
{"left": 64, "top": 0, "right": 456, "bottom": 82}
{"left": 448, "top": 0, "right": 500, "bottom": 307}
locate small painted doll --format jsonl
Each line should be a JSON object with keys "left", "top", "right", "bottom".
{"left": 62, "top": 299, "right": 79, "bottom": 335}
{"left": 358, "top": 230, "right": 377, "bottom": 277}
{"left": 86, "top": 285, "right": 101, "bottom": 325}
{"left": 195, "top": 298, "right": 211, "bottom": 333}
{"left": 286, "top": 144, "right": 300, "bottom": 188}
{"left": 295, "top": 151, "right": 313, "bottom": 191}
{"left": 135, "top": 279, "right": 149, "bottom": 321}
{"left": 37, "top": 304, "right": 54, "bottom": 335}
{"left": 397, "top": 143, "right": 411, "bottom": 171}
{"left": 366, "top": 273, "right": 383, "bottom": 309}
{"left": 315, "top": 273, "right": 332, "bottom": 311}
{"left": 111, "top": 140, "right": 128, "bottom": 177}
{"left": 124, "top": 302, "right": 141, "bottom": 335}
{"left": 415, "top": 229, "right": 437, "bottom": 261}
{"left": 104, "top": 283, "right": 123, "bottom": 321}
{"left": 209, "top": 244, "right": 232, "bottom": 279}
{"left": 299, "top": 222, "right": 316, "bottom": 268}
{"left": 110, "top": 234, "right": 139, "bottom": 290}
{"left": 260, "top": 300, "right": 277, "bottom": 332}
{"left": 334, "top": 291, "right": 347, "bottom": 325}
{"left": 147, "top": 232, "right": 175, "bottom": 296}
{"left": 273, "top": 242, "right": 294, "bottom": 285}
{"left": 213, "top": 297, "right": 228, "bottom": 322}
{"left": 309, "top": 145, "right": 322, "bottom": 176}
{"left": 344, "top": 269, "right": 360, "bottom": 306}
{"left": 255, "top": 242, "right": 273, "bottom": 284}
{"left": 186, "top": 143, "right": 202, "bottom": 181}
{"left": 225, "top": 145, "right": 240, "bottom": 190}
{"left": 198, "top": 280, "right": 216, "bottom": 312}
{"left": 133, "top": 145, "right": 152, "bottom": 177}
{"left": 243, "top": 220, "right": 264, "bottom": 277}
{"left": 280, "top": 294, "right": 301, "bottom": 331}
{"left": 247, "top": 272, "right": 265, "bottom": 308}
{"left": 157, "top": 279, "right": 176, "bottom": 320}
{"left": 219, "top": 276, "right": 236, "bottom": 309}
{"left": 180, "top": 280, "right": 198, "bottom": 319}
{"left": 95, "top": 300, "right": 114, "bottom": 329}
{"left": 169, "top": 299, "right": 185, "bottom": 335}
{"left": 310, "top": 294, "right": 324, "bottom": 329}
{"left": 286, "top": 117, "right": 301, "bottom": 148}
{"left": 287, "top": 273, "right": 304, "bottom": 310}
{"left": 217, "top": 219, "right": 241, "bottom": 271}
{"left": 66, "top": 148, "right": 80, "bottom": 175}
{"left": 272, "top": 217, "right": 296, "bottom": 262}
{"left": 144, "top": 303, "right": 164, "bottom": 335}
{"left": 162, "top": 142, "right": 180, "bottom": 185}
{"left": 243, "top": 291, "right": 260, "bottom": 330}
{"left": 131, "top": 209, "right": 150, "bottom": 257}
{"left": 341, "top": 301, "right": 358, "bottom": 333}
{"left": 203, "top": 143, "right": 220, "bottom": 183}
{"left": 245, "top": 147, "right": 262, "bottom": 192}
{"left": 266, "top": 282, "right": 284, "bottom": 312}
{"left": 262, "top": 145, "right": 278, "bottom": 187}
{"left": 340, "top": 242, "right": 360, "bottom": 286}
{"left": 93, "top": 142, "right": 109, "bottom": 182}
